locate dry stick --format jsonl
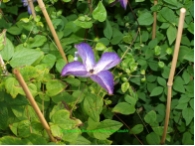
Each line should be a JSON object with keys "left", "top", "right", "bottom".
{"left": 13, "top": 69, "right": 57, "bottom": 142}
{"left": 152, "top": 0, "right": 157, "bottom": 39}
{"left": 160, "top": 8, "right": 186, "bottom": 145}
{"left": 28, "top": 0, "right": 36, "bottom": 19}
{"left": 36, "top": 0, "right": 68, "bottom": 63}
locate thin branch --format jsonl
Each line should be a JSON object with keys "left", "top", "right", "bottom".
{"left": 152, "top": 0, "right": 157, "bottom": 39}
{"left": 160, "top": 8, "right": 186, "bottom": 145}
{"left": 28, "top": 0, "right": 36, "bottom": 19}
{"left": 13, "top": 69, "right": 57, "bottom": 142}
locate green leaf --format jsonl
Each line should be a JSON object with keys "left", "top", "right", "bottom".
{"left": 62, "top": 0, "right": 71, "bottom": 2}
{"left": 7, "top": 26, "right": 22, "bottom": 35}
{"left": 144, "top": 110, "right": 157, "bottom": 126}
{"left": 182, "top": 132, "right": 193, "bottom": 144}
{"left": 112, "top": 102, "right": 135, "bottom": 115}
{"left": 70, "top": 136, "right": 91, "bottom": 145}
{"left": 0, "top": 37, "right": 14, "bottom": 61}
{"left": 182, "top": 70, "right": 191, "bottom": 84}
{"left": 173, "top": 76, "right": 185, "bottom": 93}
{"left": 137, "top": 12, "right": 153, "bottom": 25}
{"left": 82, "top": 93, "right": 103, "bottom": 122}
{"left": 160, "top": 7, "right": 176, "bottom": 23}
{"left": 183, "top": 49, "right": 194, "bottom": 62}
{"left": 17, "top": 120, "right": 31, "bottom": 138}
{"left": 0, "top": 136, "right": 24, "bottom": 144}
{"left": 92, "top": 1, "right": 107, "bottom": 22}
{"left": 0, "top": 106, "right": 8, "bottom": 130}
{"left": 182, "top": 107, "right": 193, "bottom": 126}
{"left": 121, "top": 82, "right": 130, "bottom": 93}
{"left": 157, "top": 77, "right": 167, "bottom": 87}
{"left": 41, "top": 54, "right": 56, "bottom": 69}
{"left": 10, "top": 49, "right": 43, "bottom": 68}
{"left": 103, "top": 20, "right": 112, "bottom": 39}
{"left": 46, "top": 80, "right": 64, "bottom": 96}
{"left": 167, "top": 25, "right": 177, "bottom": 45}
{"left": 146, "top": 132, "right": 160, "bottom": 144}
{"left": 64, "top": 77, "right": 81, "bottom": 87}
{"left": 74, "top": 19, "right": 93, "bottom": 29}
{"left": 163, "top": 0, "right": 177, "bottom": 6}
{"left": 124, "top": 95, "right": 137, "bottom": 106}
{"left": 92, "top": 119, "right": 123, "bottom": 140}
{"left": 129, "top": 124, "right": 143, "bottom": 134}
{"left": 28, "top": 35, "right": 47, "bottom": 48}
{"left": 152, "top": 126, "right": 164, "bottom": 136}
{"left": 95, "top": 42, "right": 107, "bottom": 51}
{"left": 56, "top": 58, "right": 66, "bottom": 73}
{"left": 5, "top": 77, "right": 23, "bottom": 98}
{"left": 150, "top": 86, "right": 163, "bottom": 97}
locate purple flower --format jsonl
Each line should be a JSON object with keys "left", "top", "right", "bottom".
{"left": 119, "top": 0, "right": 128, "bottom": 10}
{"left": 61, "top": 43, "right": 121, "bottom": 95}
{"left": 21, "top": 0, "right": 36, "bottom": 14}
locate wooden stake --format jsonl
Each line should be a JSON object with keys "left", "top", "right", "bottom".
{"left": 36, "top": 0, "right": 68, "bottom": 63}
{"left": 28, "top": 0, "right": 36, "bottom": 19}
{"left": 152, "top": 0, "right": 157, "bottom": 39}
{"left": 13, "top": 69, "right": 57, "bottom": 142}
{"left": 160, "top": 8, "right": 186, "bottom": 145}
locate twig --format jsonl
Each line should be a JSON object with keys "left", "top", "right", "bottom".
{"left": 13, "top": 69, "right": 57, "bottom": 142}
{"left": 28, "top": 0, "right": 36, "bottom": 19}
{"left": 160, "top": 8, "right": 186, "bottom": 145}
{"left": 152, "top": 0, "right": 157, "bottom": 39}
{"left": 36, "top": 0, "right": 68, "bottom": 63}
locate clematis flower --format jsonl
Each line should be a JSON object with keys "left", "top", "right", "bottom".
{"left": 119, "top": 0, "right": 128, "bottom": 10}
{"left": 110, "top": 0, "right": 128, "bottom": 10}
{"left": 61, "top": 43, "right": 121, "bottom": 95}
{"left": 21, "top": 0, "right": 36, "bottom": 14}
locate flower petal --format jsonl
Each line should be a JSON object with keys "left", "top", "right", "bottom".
{"left": 75, "top": 43, "right": 95, "bottom": 71}
{"left": 61, "top": 61, "right": 89, "bottom": 77}
{"left": 27, "top": 6, "right": 32, "bottom": 14}
{"left": 94, "top": 52, "right": 120, "bottom": 73}
{"left": 90, "top": 71, "right": 114, "bottom": 95}
{"left": 119, "top": 0, "right": 128, "bottom": 10}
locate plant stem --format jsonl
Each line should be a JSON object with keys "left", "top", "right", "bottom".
{"left": 152, "top": 0, "right": 157, "bottom": 39}
{"left": 13, "top": 69, "right": 57, "bottom": 142}
{"left": 28, "top": 0, "right": 36, "bottom": 19}
{"left": 36, "top": 0, "right": 68, "bottom": 63}
{"left": 160, "top": 8, "right": 186, "bottom": 145}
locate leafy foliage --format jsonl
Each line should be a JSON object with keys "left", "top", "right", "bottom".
{"left": 0, "top": 0, "right": 194, "bottom": 144}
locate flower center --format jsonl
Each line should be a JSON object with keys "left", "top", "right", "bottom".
{"left": 89, "top": 69, "right": 94, "bottom": 74}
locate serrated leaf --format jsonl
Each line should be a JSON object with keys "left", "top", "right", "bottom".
{"left": 150, "top": 86, "right": 163, "bottom": 97}
{"left": 182, "top": 108, "right": 193, "bottom": 126}
{"left": 92, "top": 1, "right": 107, "bottom": 22}
{"left": 129, "top": 124, "right": 143, "bottom": 134}
{"left": 167, "top": 25, "right": 177, "bottom": 45}
{"left": 173, "top": 76, "right": 185, "bottom": 93}
{"left": 112, "top": 102, "right": 135, "bottom": 115}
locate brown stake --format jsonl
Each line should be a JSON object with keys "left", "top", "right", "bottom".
{"left": 152, "top": 0, "right": 157, "bottom": 39}
{"left": 160, "top": 8, "right": 186, "bottom": 145}
{"left": 28, "top": 0, "right": 36, "bottom": 19}
{"left": 36, "top": 0, "right": 68, "bottom": 63}
{"left": 13, "top": 69, "right": 57, "bottom": 142}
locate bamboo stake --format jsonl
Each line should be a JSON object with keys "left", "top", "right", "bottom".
{"left": 152, "top": 0, "right": 157, "bottom": 39}
{"left": 36, "top": 0, "right": 68, "bottom": 63}
{"left": 13, "top": 69, "right": 57, "bottom": 142}
{"left": 28, "top": 0, "right": 36, "bottom": 19}
{"left": 160, "top": 8, "right": 186, "bottom": 145}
